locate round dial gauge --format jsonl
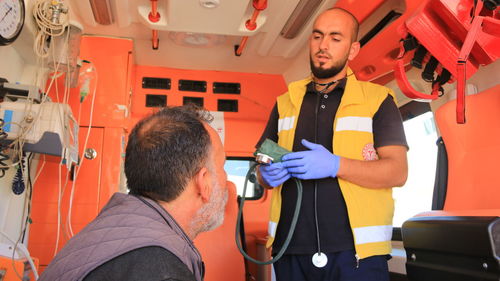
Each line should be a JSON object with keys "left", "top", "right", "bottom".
{"left": 0, "top": 0, "right": 25, "bottom": 46}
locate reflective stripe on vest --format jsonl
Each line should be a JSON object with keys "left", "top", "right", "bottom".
{"left": 353, "top": 225, "right": 393, "bottom": 245}
{"left": 278, "top": 116, "right": 296, "bottom": 133}
{"left": 336, "top": 116, "right": 373, "bottom": 133}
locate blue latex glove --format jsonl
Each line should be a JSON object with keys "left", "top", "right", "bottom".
{"left": 259, "top": 162, "right": 291, "bottom": 187}
{"left": 281, "top": 139, "right": 340, "bottom": 180}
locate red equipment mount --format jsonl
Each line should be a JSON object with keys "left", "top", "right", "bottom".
{"left": 394, "top": 0, "right": 500, "bottom": 123}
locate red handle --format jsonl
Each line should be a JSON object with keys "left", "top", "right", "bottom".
{"left": 394, "top": 59, "right": 439, "bottom": 102}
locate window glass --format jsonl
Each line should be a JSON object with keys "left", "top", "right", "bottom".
{"left": 224, "top": 158, "right": 263, "bottom": 200}
{"left": 393, "top": 111, "right": 438, "bottom": 227}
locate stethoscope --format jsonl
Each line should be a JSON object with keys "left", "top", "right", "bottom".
{"left": 310, "top": 78, "right": 338, "bottom": 268}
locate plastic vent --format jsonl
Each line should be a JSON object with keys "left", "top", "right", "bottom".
{"left": 146, "top": 94, "right": 167, "bottom": 107}
{"left": 142, "top": 77, "right": 171, "bottom": 90}
{"left": 183, "top": 97, "right": 204, "bottom": 107}
{"left": 217, "top": 99, "right": 238, "bottom": 112}
{"left": 213, "top": 82, "right": 241, "bottom": 94}
{"left": 179, "top": 80, "right": 207, "bottom": 92}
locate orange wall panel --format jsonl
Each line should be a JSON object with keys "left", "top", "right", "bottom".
{"left": 224, "top": 119, "right": 267, "bottom": 157}
{"left": 435, "top": 85, "right": 500, "bottom": 211}
{"left": 132, "top": 65, "right": 287, "bottom": 156}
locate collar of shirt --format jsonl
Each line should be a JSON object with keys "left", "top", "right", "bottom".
{"left": 306, "top": 78, "right": 347, "bottom": 96}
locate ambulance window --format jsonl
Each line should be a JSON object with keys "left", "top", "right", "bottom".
{"left": 393, "top": 103, "right": 438, "bottom": 227}
{"left": 224, "top": 158, "right": 263, "bottom": 200}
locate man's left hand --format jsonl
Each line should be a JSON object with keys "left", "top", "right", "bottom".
{"left": 281, "top": 139, "right": 340, "bottom": 180}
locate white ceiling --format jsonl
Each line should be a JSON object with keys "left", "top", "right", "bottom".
{"left": 66, "top": 0, "right": 338, "bottom": 76}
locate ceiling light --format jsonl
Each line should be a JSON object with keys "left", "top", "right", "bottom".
{"left": 280, "top": 0, "right": 323, "bottom": 39}
{"left": 200, "top": 0, "right": 220, "bottom": 9}
{"left": 169, "top": 32, "right": 226, "bottom": 47}
{"left": 89, "top": 0, "right": 114, "bottom": 25}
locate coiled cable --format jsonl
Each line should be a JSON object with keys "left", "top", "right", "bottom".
{"left": 12, "top": 152, "right": 26, "bottom": 195}
{"left": 0, "top": 118, "right": 10, "bottom": 178}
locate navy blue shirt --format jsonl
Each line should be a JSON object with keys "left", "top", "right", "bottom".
{"left": 257, "top": 79, "right": 407, "bottom": 255}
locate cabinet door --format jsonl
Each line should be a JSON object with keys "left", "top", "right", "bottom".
{"left": 47, "top": 36, "right": 133, "bottom": 129}
{"left": 99, "top": 127, "right": 127, "bottom": 211}
{"left": 64, "top": 36, "right": 133, "bottom": 128}
{"left": 29, "top": 127, "right": 103, "bottom": 269}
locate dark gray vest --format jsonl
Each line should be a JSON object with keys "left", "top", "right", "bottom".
{"left": 39, "top": 193, "right": 204, "bottom": 281}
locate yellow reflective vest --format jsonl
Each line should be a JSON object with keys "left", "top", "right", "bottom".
{"left": 268, "top": 69, "right": 398, "bottom": 259}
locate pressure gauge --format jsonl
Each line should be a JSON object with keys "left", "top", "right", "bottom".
{"left": 0, "top": 0, "right": 25, "bottom": 46}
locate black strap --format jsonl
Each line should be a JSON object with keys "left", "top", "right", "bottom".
{"left": 402, "top": 35, "right": 418, "bottom": 52}
{"left": 432, "top": 137, "right": 448, "bottom": 210}
{"left": 422, "top": 56, "right": 439, "bottom": 82}
{"left": 411, "top": 45, "right": 428, "bottom": 69}
{"left": 432, "top": 68, "right": 452, "bottom": 97}
{"left": 434, "top": 68, "right": 452, "bottom": 86}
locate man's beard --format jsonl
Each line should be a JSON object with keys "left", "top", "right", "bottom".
{"left": 310, "top": 52, "right": 348, "bottom": 79}
{"left": 191, "top": 173, "right": 228, "bottom": 236}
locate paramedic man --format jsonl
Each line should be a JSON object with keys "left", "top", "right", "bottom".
{"left": 256, "top": 8, "right": 408, "bottom": 281}
{"left": 39, "top": 105, "right": 228, "bottom": 281}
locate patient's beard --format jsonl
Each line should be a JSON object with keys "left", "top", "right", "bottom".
{"left": 190, "top": 173, "right": 228, "bottom": 238}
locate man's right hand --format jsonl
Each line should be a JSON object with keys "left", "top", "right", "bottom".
{"left": 259, "top": 162, "right": 291, "bottom": 187}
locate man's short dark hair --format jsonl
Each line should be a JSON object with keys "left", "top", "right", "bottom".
{"left": 125, "top": 105, "right": 214, "bottom": 202}
{"left": 327, "top": 7, "right": 359, "bottom": 42}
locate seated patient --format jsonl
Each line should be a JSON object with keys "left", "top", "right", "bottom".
{"left": 39, "top": 105, "right": 228, "bottom": 281}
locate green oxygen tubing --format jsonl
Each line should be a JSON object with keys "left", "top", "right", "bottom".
{"left": 235, "top": 139, "right": 303, "bottom": 265}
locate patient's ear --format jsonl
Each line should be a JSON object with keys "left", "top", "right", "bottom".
{"left": 194, "top": 166, "right": 211, "bottom": 203}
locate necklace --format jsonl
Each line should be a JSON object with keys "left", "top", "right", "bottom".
{"left": 313, "top": 79, "right": 338, "bottom": 94}
{"left": 312, "top": 72, "right": 353, "bottom": 93}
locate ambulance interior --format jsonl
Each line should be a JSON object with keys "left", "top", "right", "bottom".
{"left": 0, "top": 0, "right": 499, "bottom": 280}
